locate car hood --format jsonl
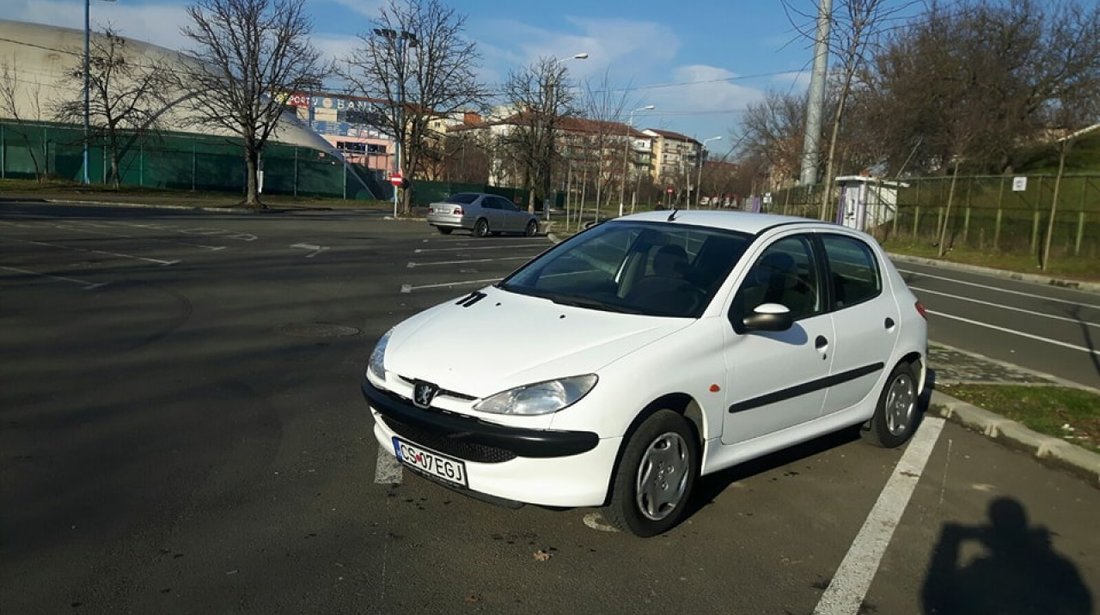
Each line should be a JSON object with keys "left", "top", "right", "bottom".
{"left": 384, "top": 286, "right": 690, "bottom": 398}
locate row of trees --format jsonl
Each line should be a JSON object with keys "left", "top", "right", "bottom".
{"left": 741, "top": 0, "right": 1100, "bottom": 190}
{"left": 1, "top": 0, "right": 711, "bottom": 212}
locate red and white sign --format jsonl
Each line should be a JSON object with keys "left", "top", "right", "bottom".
{"left": 666, "top": 186, "right": 674, "bottom": 194}
{"left": 390, "top": 174, "right": 404, "bottom": 187}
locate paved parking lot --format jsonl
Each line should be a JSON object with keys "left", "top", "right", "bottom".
{"left": 1, "top": 203, "right": 1097, "bottom": 614}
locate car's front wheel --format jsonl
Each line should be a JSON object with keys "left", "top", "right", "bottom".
{"left": 474, "top": 218, "right": 490, "bottom": 238}
{"left": 605, "top": 410, "right": 698, "bottom": 537}
{"left": 863, "top": 360, "right": 920, "bottom": 448}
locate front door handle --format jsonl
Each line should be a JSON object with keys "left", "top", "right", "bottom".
{"left": 815, "top": 335, "right": 828, "bottom": 349}
{"left": 885, "top": 317, "right": 895, "bottom": 329}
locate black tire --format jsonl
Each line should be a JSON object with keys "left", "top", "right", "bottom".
{"left": 605, "top": 410, "right": 698, "bottom": 537}
{"left": 524, "top": 219, "right": 539, "bottom": 237}
{"left": 474, "top": 218, "right": 490, "bottom": 238}
{"left": 862, "top": 361, "right": 920, "bottom": 448}
{"left": 437, "top": 227, "right": 453, "bottom": 235}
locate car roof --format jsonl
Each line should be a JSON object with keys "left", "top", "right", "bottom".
{"left": 610, "top": 210, "right": 827, "bottom": 235}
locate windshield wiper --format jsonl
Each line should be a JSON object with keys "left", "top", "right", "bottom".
{"left": 549, "top": 295, "right": 644, "bottom": 314}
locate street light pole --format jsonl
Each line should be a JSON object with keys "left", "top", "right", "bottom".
{"left": 545, "top": 51, "right": 589, "bottom": 222}
{"left": 375, "top": 28, "right": 417, "bottom": 218}
{"left": 82, "top": 0, "right": 90, "bottom": 184}
{"left": 696, "top": 136, "right": 722, "bottom": 209}
{"left": 619, "top": 104, "right": 654, "bottom": 217}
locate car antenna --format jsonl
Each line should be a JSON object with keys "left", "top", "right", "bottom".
{"left": 667, "top": 208, "right": 679, "bottom": 222}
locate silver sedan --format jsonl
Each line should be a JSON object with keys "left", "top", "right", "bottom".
{"left": 426, "top": 192, "right": 540, "bottom": 237}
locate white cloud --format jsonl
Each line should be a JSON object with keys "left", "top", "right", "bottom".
{"left": 323, "top": 0, "right": 383, "bottom": 19}
{"left": 637, "top": 65, "right": 765, "bottom": 139}
{"left": 8, "top": 0, "right": 192, "bottom": 52}
{"left": 770, "top": 69, "right": 812, "bottom": 92}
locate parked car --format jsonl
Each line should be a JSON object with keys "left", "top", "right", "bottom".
{"left": 426, "top": 192, "right": 540, "bottom": 237}
{"left": 362, "top": 210, "right": 928, "bottom": 536}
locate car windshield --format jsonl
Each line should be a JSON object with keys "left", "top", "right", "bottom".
{"left": 442, "top": 193, "right": 480, "bottom": 205}
{"left": 499, "top": 221, "right": 751, "bottom": 318}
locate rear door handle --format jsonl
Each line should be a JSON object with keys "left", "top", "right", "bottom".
{"left": 885, "top": 317, "right": 895, "bottom": 329}
{"left": 815, "top": 335, "right": 828, "bottom": 349}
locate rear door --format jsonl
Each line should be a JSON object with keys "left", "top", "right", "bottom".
{"left": 818, "top": 232, "right": 899, "bottom": 415}
{"left": 496, "top": 197, "right": 525, "bottom": 232}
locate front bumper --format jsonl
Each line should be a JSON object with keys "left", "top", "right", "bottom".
{"left": 362, "top": 379, "right": 618, "bottom": 507}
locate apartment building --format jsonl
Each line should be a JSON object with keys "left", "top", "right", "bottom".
{"left": 644, "top": 129, "right": 702, "bottom": 189}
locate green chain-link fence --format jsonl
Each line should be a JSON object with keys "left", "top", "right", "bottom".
{"left": 0, "top": 119, "right": 377, "bottom": 199}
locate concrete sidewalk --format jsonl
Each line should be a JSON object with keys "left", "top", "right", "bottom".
{"left": 928, "top": 342, "right": 1100, "bottom": 487}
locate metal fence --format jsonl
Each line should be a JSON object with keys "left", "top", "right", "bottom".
{"left": 0, "top": 120, "right": 377, "bottom": 199}
{"left": 768, "top": 174, "right": 1100, "bottom": 263}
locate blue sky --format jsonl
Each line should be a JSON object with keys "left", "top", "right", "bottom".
{"left": 3, "top": 0, "right": 910, "bottom": 148}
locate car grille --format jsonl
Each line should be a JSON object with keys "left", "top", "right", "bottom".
{"left": 384, "top": 416, "right": 518, "bottom": 464}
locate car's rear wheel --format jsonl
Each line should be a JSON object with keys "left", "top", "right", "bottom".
{"left": 474, "top": 218, "right": 490, "bottom": 237}
{"left": 524, "top": 220, "right": 538, "bottom": 237}
{"left": 437, "top": 227, "right": 453, "bottom": 235}
{"left": 605, "top": 410, "right": 698, "bottom": 537}
{"left": 863, "top": 361, "right": 919, "bottom": 448}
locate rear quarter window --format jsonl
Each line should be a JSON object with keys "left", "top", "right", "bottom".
{"left": 821, "top": 234, "right": 881, "bottom": 309}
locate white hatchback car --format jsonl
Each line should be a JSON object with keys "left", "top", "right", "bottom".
{"left": 362, "top": 210, "right": 928, "bottom": 536}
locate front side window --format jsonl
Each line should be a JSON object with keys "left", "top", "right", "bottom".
{"left": 821, "top": 234, "right": 881, "bottom": 308}
{"left": 499, "top": 222, "right": 750, "bottom": 318}
{"left": 733, "top": 235, "right": 822, "bottom": 322}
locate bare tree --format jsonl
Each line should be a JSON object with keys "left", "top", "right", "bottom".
{"left": 342, "top": 0, "right": 486, "bottom": 214}
{"left": 740, "top": 90, "right": 809, "bottom": 184}
{"left": 179, "top": 0, "right": 325, "bottom": 207}
{"left": 54, "top": 28, "right": 173, "bottom": 188}
{"left": 574, "top": 71, "right": 630, "bottom": 222}
{"left": 0, "top": 56, "right": 48, "bottom": 181}
{"left": 502, "top": 57, "right": 578, "bottom": 213}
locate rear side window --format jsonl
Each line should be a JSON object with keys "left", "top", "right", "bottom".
{"left": 821, "top": 234, "right": 881, "bottom": 308}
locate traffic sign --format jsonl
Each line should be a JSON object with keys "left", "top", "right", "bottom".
{"left": 390, "top": 174, "right": 404, "bottom": 187}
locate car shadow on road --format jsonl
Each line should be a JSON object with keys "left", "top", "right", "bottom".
{"left": 920, "top": 496, "right": 1093, "bottom": 614}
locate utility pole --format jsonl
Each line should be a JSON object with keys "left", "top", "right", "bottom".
{"left": 798, "top": 0, "right": 831, "bottom": 187}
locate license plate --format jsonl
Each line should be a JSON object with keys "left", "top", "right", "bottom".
{"left": 392, "top": 437, "right": 468, "bottom": 487}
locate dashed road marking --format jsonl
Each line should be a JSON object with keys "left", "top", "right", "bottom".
{"left": 374, "top": 448, "right": 403, "bottom": 484}
{"left": 290, "top": 243, "right": 330, "bottom": 258}
{"left": 912, "top": 286, "right": 1100, "bottom": 329}
{"left": 407, "top": 256, "right": 530, "bottom": 268}
{"left": 0, "top": 265, "right": 106, "bottom": 290}
{"left": 899, "top": 268, "right": 1100, "bottom": 309}
{"left": 400, "top": 277, "right": 501, "bottom": 293}
{"left": 813, "top": 417, "right": 945, "bottom": 615}
{"left": 928, "top": 309, "right": 1100, "bottom": 357}
{"left": 414, "top": 243, "right": 547, "bottom": 254}
{"left": 1, "top": 237, "right": 179, "bottom": 266}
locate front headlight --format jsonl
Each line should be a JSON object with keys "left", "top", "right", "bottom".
{"left": 367, "top": 329, "right": 392, "bottom": 381}
{"left": 474, "top": 375, "right": 598, "bottom": 416}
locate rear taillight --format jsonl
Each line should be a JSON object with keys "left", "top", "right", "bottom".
{"left": 453, "top": 207, "right": 463, "bottom": 215}
{"left": 915, "top": 301, "right": 927, "bottom": 319}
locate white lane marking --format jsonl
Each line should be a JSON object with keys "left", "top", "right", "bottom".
{"left": 401, "top": 277, "right": 500, "bottom": 293}
{"left": 0, "top": 265, "right": 106, "bottom": 290}
{"left": 290, "top": 243, "right": 329, "bottom": 258}
{"left": 927, "top": 309, "right": 1100, "bottom": 356}
{"left": 813, "top": 417, "right": 945, "bottom": 615}
{"left": 374, "top": 448, "right": 403, "bottom": 484}
{"left": 582, "top": 512, "right": 620, "bottom": 532}
{"left": 2, "top": 237, "right": 179, "bottom": 266}
{"left": 414, "top": 243, "right": 547, "bottom": 253}
{"left": 408, "top": 255, "right": 530, "bottom": 268}
{"left": 898, "top": 268, "right": 1100, "bottom": 309}
{"left": 106, "top": 222, "right": 257, "bottom": 242}
{"left": 912, "top": 286, "right": 1100, "bottom": 328}
{"left": 52, "top": 223, "right": 227, "bottom": 251}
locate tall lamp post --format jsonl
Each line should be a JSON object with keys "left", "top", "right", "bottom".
{"left": 695, "top": 136, "right": 722, "bottom": 209}
{"left": 619, "top": 104, "right": 654, "bottom": 217}
{"left": 82, "top": 0, "right": 116, "bottom": 185}
{"left": 374, "top": 28, "right": 418, "bottom": 218}
{"left": 544, "top": 52, "right": 588, "bottom": 221}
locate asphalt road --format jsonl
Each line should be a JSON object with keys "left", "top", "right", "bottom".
{"left": 1, "top": 203, "right": 1097, "bottom": 614}
{"left": 898, "top": 261, "right": 1100, "bottom": 389}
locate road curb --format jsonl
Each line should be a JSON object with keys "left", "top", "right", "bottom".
{"left": 930, "top": 390, "right": 1100, "bottom": 488}
{"left": 887, "top": 252, "right": 1100, "bottom": 294}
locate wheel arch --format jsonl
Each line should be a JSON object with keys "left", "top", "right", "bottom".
{"left": 601, "top": 392, "right": 705, "bottom": 506}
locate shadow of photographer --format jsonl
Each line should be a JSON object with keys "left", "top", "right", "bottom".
{"left": 922, "top": 496, "right": 1092, "bottom": 614}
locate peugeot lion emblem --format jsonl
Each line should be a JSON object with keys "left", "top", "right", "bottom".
{"left": 413, "top": 382, "right": 438, "bottom": 409}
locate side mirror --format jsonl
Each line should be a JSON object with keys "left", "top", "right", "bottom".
{"left": 741, "top": 303, "right": 793, "bottom": 332}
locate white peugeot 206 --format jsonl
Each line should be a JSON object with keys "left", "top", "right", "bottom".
{"left": 362, "top": 210, "right": 928, "bottom": 536}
